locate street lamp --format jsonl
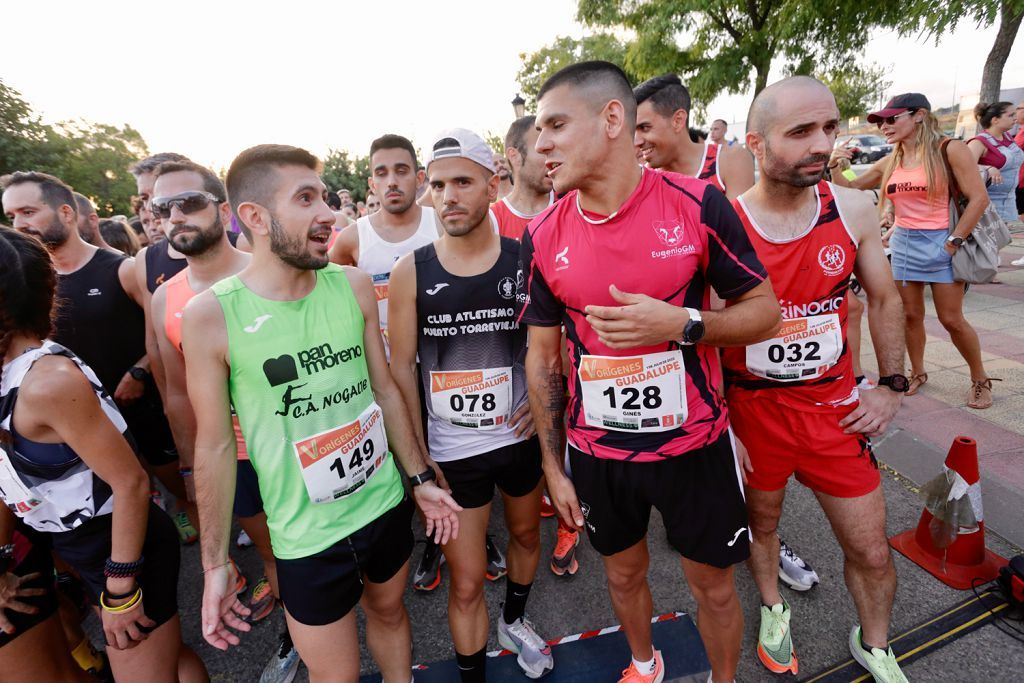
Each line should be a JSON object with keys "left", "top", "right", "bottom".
{"left": 511, "top": 93, "right": 526, "bottom": 118}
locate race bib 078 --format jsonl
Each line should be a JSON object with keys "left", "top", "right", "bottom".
{"left": 430, "top": 367, "right": 512, "bottom": 429}
{"left": 292, "top": 403, "right": 388, "bottom": 504}
{"left": 579, "top": 351, "right": 687, "bottom": 432}
{"left": 745, "top": 314, "right": 843, "bottom": 382}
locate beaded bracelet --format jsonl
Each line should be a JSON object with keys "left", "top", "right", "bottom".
{"left": 100, "top": 587, "right": 143, "bottom": 613}
{"left": 104, "top": 556, "right": 144, "bottom": 579}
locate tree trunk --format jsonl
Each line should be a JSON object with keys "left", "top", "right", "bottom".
{"left": 979, "top": 1, "right": 1024, "bottom": 103}
{"left": 753, "top": 60, "right": 771, "bottom": 96}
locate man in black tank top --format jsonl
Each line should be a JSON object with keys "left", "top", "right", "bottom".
{"left": 1, "top": 171, "right": 199, "bottom": 545}
{"left": 389, "top": 129, "right": 552, "bottom": 683}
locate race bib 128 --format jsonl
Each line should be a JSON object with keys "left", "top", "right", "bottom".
{"left": 579, "top": 351, "right": 687, "bottom": 432}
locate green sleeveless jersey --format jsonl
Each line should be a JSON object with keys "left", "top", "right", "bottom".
{"left": 212, "top": 264, "right": 403, "bottom": 559}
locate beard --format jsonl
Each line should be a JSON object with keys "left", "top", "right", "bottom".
{"left": 439, "top": 202, "right": 490, "bottom": 237}
{"left": 763, "top": 142, "right": 829, "bottom": 188}
{"left": 27, "top": 216, "right": 70, "bottom": 248}
{"left": 168, "top": 214, "right": 223, "bottom": 256}
{"left": 382, "top": 189, "right": 415, "bottom": 215}
{"left": 269, "top": 216, "right": 328, "bottom": 270}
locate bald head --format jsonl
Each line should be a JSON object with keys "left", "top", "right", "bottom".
{"left": 747, "top": 76, "right": 835, "bottom": 135}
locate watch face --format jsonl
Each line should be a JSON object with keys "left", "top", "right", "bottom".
{"left": 883, "top": 375, "right": 910, "bottom": 392}
{"left": 687, "top": 320, "right": 706, "bottom": 343}
{"left": 129, "top": 368, "right": 146, "bottom": 380}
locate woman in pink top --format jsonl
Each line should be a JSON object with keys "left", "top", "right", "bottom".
{"left": 831, "top": 93, "right": 996, "bottom": 409}
{"left": 967, "top": 101, "right": 1024, "bottom": 224}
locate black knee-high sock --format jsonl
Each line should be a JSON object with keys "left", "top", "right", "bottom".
{"left": 503, "top": 580, "right": 533, "bottom": 624}
{"left": 455, "top": 647, "right": 486, "bottom": 683}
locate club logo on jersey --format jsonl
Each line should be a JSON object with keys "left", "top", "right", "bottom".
{"left": 498, "top": 276, "right": 516, "bottom": 300}
{"left": 653, "top": 220, "right": 686, "bottom": 246}
{"left": 244, "top": 314, "right": 272, "bottom": 333}
{"left": 262, "top": 343, "right": 364, "bottom": 387}
{"left": 555, "top": 246, "right": 570, "bottom": 270}
{"left": 818, "top": 244, "right": 846, "bottom": 277}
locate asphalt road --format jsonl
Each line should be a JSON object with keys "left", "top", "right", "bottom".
{"left": 88, "top": 442, "right": 1022, "bottom": 682}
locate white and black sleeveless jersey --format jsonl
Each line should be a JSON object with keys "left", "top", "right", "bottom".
{"left": 0, "top": 341, "right": 124, "bottom": 532}
{"left": 415, "top": 237, "right": 528, "bottom": 462}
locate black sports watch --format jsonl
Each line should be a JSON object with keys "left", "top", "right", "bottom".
{"left": 946, "top": 235, "right": 964, "bottom": 248}
{"left": 877, "top": 374, "right": 910, "bottom": 393}
{"left": 409, "top": 468, "right": 437, "bottom": 487}
{"left": 128, "top": 366, "right": 150, "bottom": 381}
{"left": 679, "top": 308, "right": 705, "bottom": 345}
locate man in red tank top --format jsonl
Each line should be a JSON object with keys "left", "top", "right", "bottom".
{"left": 490, "top": 116, "right": 555, "bottom": 241}
{"left": 725, "top": 77, "right": 910, "bottom": 683}
{"left": 633, "top": 74, "right": 755, "bottom": 200}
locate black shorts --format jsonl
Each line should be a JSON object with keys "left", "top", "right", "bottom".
{"left": 275, "top": 496, "right": 414, "bottom": 626}
{"left": 1016, "top": 186, "right": 1024, "bottom": 215}
{"left": 568, "top": 429, "right": 750, "bottom": 567}
{"left": 437, "top": 437, "right": 543, "bottom": 509}
{"left": 50, "top": 503, "right": 180, "bottom": 633}
{"left": 233, "top": 459, "right": 264, "bottom": 518}
{"left": 0, "top": 536, "right": 58, "bottom": 649}
{"left": 121, "top": 387, "right": 178, "bottom": 467}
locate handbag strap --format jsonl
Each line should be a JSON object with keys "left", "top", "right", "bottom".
{"left": 939, "top": 137, "right": 965, "bottom": 219}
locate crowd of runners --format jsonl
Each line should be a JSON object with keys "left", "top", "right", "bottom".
{"left": 1, "top": 59, "right": 1020, "bottom": 683}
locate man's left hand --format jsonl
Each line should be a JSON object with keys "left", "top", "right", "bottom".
{"left": 114, "top": 373, "right": 145, "bottom": 406}
{"left": 585, "top": 285, "right": 687, "bottom": 349}
{"left": 839, "top": 386, "right": 901, "bottom": 437}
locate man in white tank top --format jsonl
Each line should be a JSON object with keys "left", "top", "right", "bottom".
{"left": 328, "top": 134, "right": 441, "bottom": 354}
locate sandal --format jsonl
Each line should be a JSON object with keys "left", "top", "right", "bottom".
{"left": 906, "top": 373, "right": 928, "bottom": 396}
{"left": 967, "top": 378, "right": 1001, "bottom": 410}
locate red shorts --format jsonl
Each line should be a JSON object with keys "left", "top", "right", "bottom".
{"left": 727, "top": 395, "right": 879, "bottom": 498}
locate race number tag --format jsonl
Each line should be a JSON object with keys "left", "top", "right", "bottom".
{"left": 745, "top": 315, "right": 842, "bottom": 382}
{"left": 291, "top": 403, "right": 388, "bottom": 504}
{"left": 579, "top": 351, "right": 687, "bottom": 432}
{"left": 430, "top": 368, "right": 512, "bottom": 429}
{"left": 0, "top": 448, "right": 42, "bottom": 513}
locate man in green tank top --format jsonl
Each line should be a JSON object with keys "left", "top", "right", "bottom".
{"left": 182, "top": 144, "right": 461, "bottom": 682}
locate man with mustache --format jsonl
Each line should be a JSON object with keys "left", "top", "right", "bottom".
{"left": 723, "top": 76, "right": 908, "bottom": 682}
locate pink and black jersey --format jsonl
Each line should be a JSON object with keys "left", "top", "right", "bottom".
{"left": 517, "top": 168, "right": 767, "bottom": 462}
{"left": 723, "top": 181, "right": 858, "bottom": 410}
{"left": 698, "top": 143, "right": 725, "bottom": 193}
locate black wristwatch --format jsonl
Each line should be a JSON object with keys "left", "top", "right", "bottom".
{"left": 128, "top": 366, "right": 150, "bottom": 381}
{"left": 0, "top": 543, "right": 15, "bottom": 574}
{"left": 946, "top": 235, "right": 964, "bottom": 248}
{"left": 409, "top": 468, "right": 437, "bottom": 487}
{"left": 877, "top": 374, "right": 910, "bottom": 393}
{"left": 679, "top": 308, "right": 705, "bottom": 345}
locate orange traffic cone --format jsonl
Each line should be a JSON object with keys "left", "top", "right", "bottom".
{"left": 889, "top": 436, "right": 1005, "bottom": 589}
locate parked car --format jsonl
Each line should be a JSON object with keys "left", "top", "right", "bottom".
{"left": 836, "top": 134, "right": 893, "bottom": 164}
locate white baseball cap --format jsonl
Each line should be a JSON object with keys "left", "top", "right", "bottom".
{"left": 426, "top": 128, "right": 495, "bottom": 174}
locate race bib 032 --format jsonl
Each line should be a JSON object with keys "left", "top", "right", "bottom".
{"left": 745, "top": 314, "right": 842, "bottom": 382}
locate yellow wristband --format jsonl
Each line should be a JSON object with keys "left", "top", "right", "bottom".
{"left": 100, "top": 587, "right": 143, "bottom": 613}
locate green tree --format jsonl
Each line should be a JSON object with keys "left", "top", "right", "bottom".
{"left": 566, "top": 1, "right": 902, "bottom": 108}
{"left": 820, "top": 63, "right": 892, "bottom": 122}
{"left": 484, "top": 131, "right": 505, "bottom": 156}
{"left": 53, "top": 121, "right": 149, "bottom": 216}
{"left": 905, "top": 0, "right": 1023, "bottom": 103}
{"left": 516, "top": 33, "right": 631, "bottom": 107}
{"left": 0, "top": 80, "right": 63, "bottom": 175}
{"left": 321, "top": 149, "right": 371, "bottom": 203}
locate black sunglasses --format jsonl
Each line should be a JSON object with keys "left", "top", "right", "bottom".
{"left": 875, "top": 109, "right": 917, "bottom": 129}
{"left": 150, "top": 191, "right": 222, "bottom": 219}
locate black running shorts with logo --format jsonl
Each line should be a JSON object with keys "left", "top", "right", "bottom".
{"left": 568, "top": 429, "right": 750, "bottom": 567}
{"left": 50, "top": 502, "right": 181, "bottom": 633}
{"left": 275, "top": 496, "right": 414, "bottom": 626}
{"left": 437, "top": 437, "right": 544, "bottom": 509}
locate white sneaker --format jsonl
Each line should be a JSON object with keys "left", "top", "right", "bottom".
{"left": 778, "top": 538, "right": 820, "bottom": 591}
{"left": 497, "top": 615, "right": 553, "bottom": 679}
{"left": 1011, "top": 256, "right": 1024, "bottom": 266}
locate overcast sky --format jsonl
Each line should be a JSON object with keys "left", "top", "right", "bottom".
{"left": 3, "top": 1, "right": 1021, "bottom": 168}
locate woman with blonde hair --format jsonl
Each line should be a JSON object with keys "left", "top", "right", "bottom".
{"left": 831, "top": 94, "right": 996, "bottom": 409}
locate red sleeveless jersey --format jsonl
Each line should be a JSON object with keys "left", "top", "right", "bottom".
{"left": 723, "top": 181, "right": 858, "bottom": 411}
{"left": 162, "top": 269, "right": 250, "bottom": 459}
{"left": 698, "top": 143, "right": 725, "bottom": 192}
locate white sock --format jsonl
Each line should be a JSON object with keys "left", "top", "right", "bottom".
{"left": 632, "top": 655, "right": 656, "bottom": 675}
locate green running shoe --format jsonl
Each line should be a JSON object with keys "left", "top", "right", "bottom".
{"left": 757, "top": 601, "right": 798, "bottom": 675}
{"left": 849, "top": 626, "right": 908, "bottom": 683}
{"left": 173, "top": 511, "right": 198, "bottom": 545}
